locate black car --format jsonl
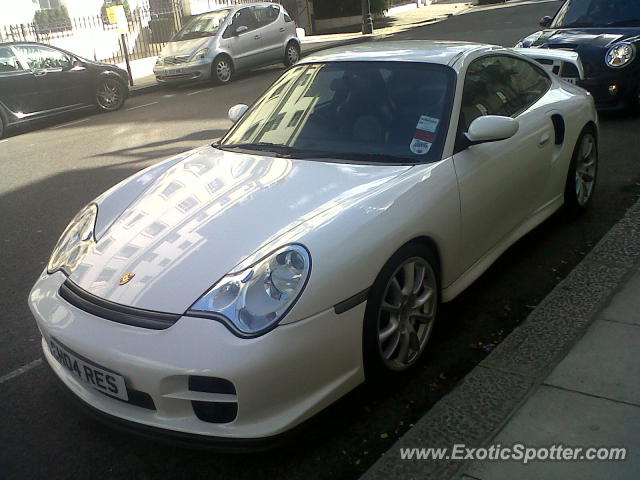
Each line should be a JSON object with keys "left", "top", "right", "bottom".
{"left": 516, "top": 0, "right": 640, "bottom": 110}
{"left": 0, "top": 42, "right": 130, "bottom": 138}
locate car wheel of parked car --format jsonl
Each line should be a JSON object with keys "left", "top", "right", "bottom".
{"left": 565, "top": 126, "right": 598, "bottom": 213}
{"left": 96, "top": 78, "right": 126, "bottom": 112}
{"left": 284, "top": 41, "right": 300, "bottom": 67}
{"left": 213, "top": 55, "right": 233, "bottom": 85}
{"left": 363, "top": 243, "right": 440, "bottom": 380}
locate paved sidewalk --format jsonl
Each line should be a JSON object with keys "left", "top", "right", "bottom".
{"left": 122, "top": 1, "right": 473, "bottom": 95}
{"left": 362, "top": 199, "right": 640, "bottom": 480}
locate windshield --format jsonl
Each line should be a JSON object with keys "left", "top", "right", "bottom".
{"left": 220, "top": 62, "right": 455, "bottom": 164}
{"left": 172, "top": 9, "right": 230, "bottom": 41}
{"left": 551, "top": 0, "right": 640, "bottom": 28}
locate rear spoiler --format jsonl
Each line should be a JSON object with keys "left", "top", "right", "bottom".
{"left": 513, "top": 48, "right": 585, "bottom": 80}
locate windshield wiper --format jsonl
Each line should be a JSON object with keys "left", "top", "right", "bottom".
{"left": 605, "top": 19, "right": 640, "bottom": 26}
{"left": 294, "top": 151, "right": 416, "bottom": 163}
{"left": 219, "top": 142, "right": 305, "bottom": 157}
{"left": 557, "top": 22, "right": 595, "bottom": 28}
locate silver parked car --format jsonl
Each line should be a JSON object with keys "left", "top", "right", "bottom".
{"left": 153, "top": 3, "right": 300, "bottom": 85}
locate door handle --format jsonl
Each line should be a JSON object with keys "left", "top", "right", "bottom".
{"left": 539, "top": 132, "right": 551, "bottom": 147}
{"left": 33, "top": 69, "right": 47, "bottom": 77}
{"left": 254, "top": 35, "right": 262, "bottom": 40}
{"left": 279, "top": 27, "right": 286, "bottom": 32}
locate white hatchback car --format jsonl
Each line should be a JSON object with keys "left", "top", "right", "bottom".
{"left": 154, "top": 3, "right": 300, "bottom": 85}
{"left": 30, "top": 41, "right": 598, "bottom": 448}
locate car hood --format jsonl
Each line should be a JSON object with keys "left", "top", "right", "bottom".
{"left": 69, "top": 147, "right": 411, "bottom": 314}
{"left": 522, "top": 27, "right": 640, "bottom": 49}
{"left": 161, "top": 37, "right": 213, "bottom": 57}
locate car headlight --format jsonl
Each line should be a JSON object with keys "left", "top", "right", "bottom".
{"left": 47, "top": 204, "right": 97, "bottom": 275}
{"left": 190, "top": 48, "right": 209, "bottom": 62}
{"left": 188, "top": 244, "right": 311, "bottom": 337}
{"left": 606, "top": 42, "right": 636, "bottom": 68}
{"left": 155, "top": 57, "right": 164, "bottom": 66}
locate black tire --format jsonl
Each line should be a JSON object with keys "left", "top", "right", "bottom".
{"left": 212, "top": 55, "right": 233, "bottom": 85}
{"left": 0, "top": 110, "right": 5, "bottom": 139}
{"left": 95, "top": 77, "right": 127, "bottom": 112}
{"left": 564, "top": 125, "right": 598, "bottom": 214}
{"left": 363, "top": 243, "right": 440, "bottom": 381}
{"left": 283, "top": 41, "right": 300, "bottom": 68}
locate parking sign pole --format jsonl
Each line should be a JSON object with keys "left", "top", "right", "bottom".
{"left": 120, "top": 34, "right": 134, "bottom": 87}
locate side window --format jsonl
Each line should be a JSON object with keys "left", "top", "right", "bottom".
{"left": 254, "top": 5, "right": 280, "bottom": 27}
{"left": 0, "top": 47, "right": 25, "bottom": 73}
{"left": 460, "top": 55, "right": 550, "bottom": 131}
{"left": 507, "top": 57, "right": 551, "bottom": 108}
{"left": 231, "top": 7, "right": 259, "bottom": 33}
{"left": 14, "top": 45, "right": 71, "bottom": 71}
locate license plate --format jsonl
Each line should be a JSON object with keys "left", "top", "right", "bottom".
{"left": 563, "top": 77, "right": 578, "bottom": 85}
{"left": 48, "top": 338, "right": 128, "bottom": 401}
{"left": 167, "top": 68, "right": 183, "bottom": 76}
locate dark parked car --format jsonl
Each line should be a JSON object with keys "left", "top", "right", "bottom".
{"left": 0, "top": 42, "right": 130, "bottom": 138}
{"left": 516, "top": 0, "right": 640, "bottom": 110}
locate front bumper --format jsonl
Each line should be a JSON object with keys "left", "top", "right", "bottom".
{"left": 577, "top": 68, "right": 640, "bottom": 110}
{"left": 153, "top": 61, "right": 212, "bottom": 84}
{"left": 30, "top": 271, "right": 365, "bottom": 441}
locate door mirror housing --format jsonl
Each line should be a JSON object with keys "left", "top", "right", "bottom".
{"left": 539, "top": 16, "right": 552, "bottom": 28}
{"left": 228, "top": 104, "right": 249, "bottom": 123}
{"left": 464, "top": 115, "right": 519, "bottom": 146}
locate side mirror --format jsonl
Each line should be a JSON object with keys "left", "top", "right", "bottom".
{"left": 228, "top": 104, "right": 249, "bottom": 123}
{"left": 235, "top": 25, "right": 249, "bottom": 35}
{"left": 539, "top": 16, "right": 552, "bottom": 28}
{"left": 465, "top": 115, "right": 519, "bottom": 145}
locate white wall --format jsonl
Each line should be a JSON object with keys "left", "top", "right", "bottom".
{"left": 0, "top": 0, "right": 39, "bottom": 27}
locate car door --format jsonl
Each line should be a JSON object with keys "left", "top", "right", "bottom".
{"left": 224, "top": 7, "right": 262, "bottom": 70}
{"left": 252, "top": 4, "right": 285, "bottom": 64}
{"left": 452, "top": 54, "right": 555, "bottom": 268}
{"left": 0, "top": 45, "right": 39, "bottom": 118}
{"left": 14, "top": 44, "right": 89, "bottom": 111}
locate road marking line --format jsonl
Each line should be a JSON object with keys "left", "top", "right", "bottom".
{"left": 0, "top": 358, "right": 42, "bottom": 384}
{"left": 50, "top": 118, "right": 90, "bottom": 129}
{"left": 126, "top": 101, "right": 159, "bottom": 111}
{"left": 187, "top": 89, "right": 211, "bottom": 96}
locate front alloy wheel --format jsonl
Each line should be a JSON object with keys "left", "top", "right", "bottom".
{"left": 213, "top": 56, "right": 233, "bottom": 84}
{"left": 96, "top": 78, "right": 126, "bottom": 112}
{"left": 364, "top": 244, "right": 439, "bottom": 378}
{"left": 377, "top": 258, "right": 437, "bottom": 371}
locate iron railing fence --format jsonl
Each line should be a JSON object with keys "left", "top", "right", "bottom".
{"left": 0, "top": 0, "right": 280, "bottom": 65}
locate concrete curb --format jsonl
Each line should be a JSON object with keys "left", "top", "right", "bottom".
{"left": 360, "top": 199, "right": 640, "bottom": 480}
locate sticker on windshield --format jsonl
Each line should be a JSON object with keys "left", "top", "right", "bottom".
{"left": 410, "top": 115, "right": 440, "bottom": 155}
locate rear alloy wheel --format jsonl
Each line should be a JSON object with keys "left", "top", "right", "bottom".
{"left": 284, "top": 41, "right": 300, "bottom": 67}
{"left": 364, "top": 244, "right": 439, "bottom": 378}
{"left": 96, "top": 78, "right": 126, "bottom": 112}
{"left": 213, "top": 56, "right": 233, "bottom": 85}
{"left": 565, "top": 127, "right": 598, "bottom": 213}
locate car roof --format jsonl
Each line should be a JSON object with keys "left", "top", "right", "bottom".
{"left": 300, "top": 40, "right": 500, "bottom": 68}
{"left": 196, "top": 2, "right": 278, "bottom": 14}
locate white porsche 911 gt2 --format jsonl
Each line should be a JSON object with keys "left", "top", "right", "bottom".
{"left": 29, "top": 41, "right": 598, "bottom": 447}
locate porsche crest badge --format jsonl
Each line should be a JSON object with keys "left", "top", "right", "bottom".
{"left": 119, "top": 272, "right": 135, "bottom": 285}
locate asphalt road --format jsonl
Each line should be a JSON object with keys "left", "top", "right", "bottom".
{"left": 2, "top": 1, "right": 640, "bottom": 479}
